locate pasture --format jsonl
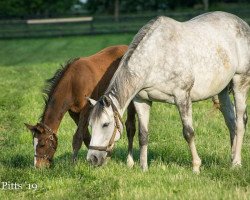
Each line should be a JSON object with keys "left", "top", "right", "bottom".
{"left": 1, "top": 34, "right": 250, "bottom": 199}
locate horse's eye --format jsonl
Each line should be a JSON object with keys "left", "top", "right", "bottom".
{"left": 102, "top": 123, "right": 110, "bottom": 128}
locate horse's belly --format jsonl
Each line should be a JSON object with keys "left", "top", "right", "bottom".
{"left": 137, "top": 89, "right": 175, "bottom": 104}
{"left": 190, "top": 69, "right": 234, "bottom": 101}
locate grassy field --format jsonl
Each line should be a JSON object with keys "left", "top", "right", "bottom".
{"left": 1, "top": 34, "right": 250, "bottom": 200}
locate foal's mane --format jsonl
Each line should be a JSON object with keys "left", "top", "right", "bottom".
{"left": 41, "top": 57, "right": 80, "bottom": 119}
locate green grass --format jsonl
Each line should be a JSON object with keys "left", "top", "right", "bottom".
{"left": 1, "top": 34, "right": 250, "bottom": 199}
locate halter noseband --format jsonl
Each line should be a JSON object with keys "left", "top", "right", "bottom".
{"left": 88, "top": 100, "right": 123, "bottom": 153}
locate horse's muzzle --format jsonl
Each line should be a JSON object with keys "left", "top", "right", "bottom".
{"left": 87, "top": 150, "right": 107, "bottom": 166}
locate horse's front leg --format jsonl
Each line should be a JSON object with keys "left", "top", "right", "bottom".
{"left": 175, "top": 91, "right": 201, "bottom": 173}
{"left": 125, "top": 102, "right": 136, "bottom": 168}
{"left": 133, "top": 98, "right": 152, "bottom": 171}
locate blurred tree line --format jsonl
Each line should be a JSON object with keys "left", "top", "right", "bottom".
{"left": 0, "top": 0, "right": 249, "bottom": 19}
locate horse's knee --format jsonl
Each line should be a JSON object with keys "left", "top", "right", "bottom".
{"left": 183, "top": 125, "right": 194, "bottom": 142}
{"left": 139, "top": 128, "right": 148, "bottom": 146}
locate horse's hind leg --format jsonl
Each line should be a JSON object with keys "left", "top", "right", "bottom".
{"left": 175, "top": 90, "right": 201, "bottom": 173}
{"left": 126, "top": 102, "right": 136, "bottom": 168}
{"left": 133, "top": 98, "right": 152, "bottom": 171}
{"left": 217, "top": 88, "right": 236, "bottom": 160}
{"left": 231, "top": 74, "right": 250, "bottom": 166}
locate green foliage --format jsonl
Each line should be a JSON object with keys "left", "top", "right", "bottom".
{"left": 0, "top": 0, "right": 79, "bottom": 18}
{"left": 1, "top": 34, "right": 250, "bottom": 199}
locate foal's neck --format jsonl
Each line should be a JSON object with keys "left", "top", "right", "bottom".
{"left": 41, "top": 102, "right": 68, "bottom": 133}
{"left": 41, "top": 83, "right": 72, "bottom": 133}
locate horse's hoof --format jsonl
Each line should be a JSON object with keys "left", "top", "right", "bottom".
{"left": 192, "top": 166, "right": 200, "bottom": 174}
{"left": 141, "top": 166, "right": 148, "bottom": 172}
{"left": 192, "top": 168, "right": 200, "bottom": 174}
{"left": 232, "top": 161, "right": 242, "bottom": 168}
{"left": 127, "top": 156, "right": 134, "bottom": 168}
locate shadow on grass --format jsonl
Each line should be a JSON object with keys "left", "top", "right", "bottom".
{"left": 111, "top": 146, "right": 227, "bottom": 169}
{"left": 4, "top": 145, "right": 250, "bottom": 187}
{"left": 1, "top": 154, "right": 32, "bottom": 169}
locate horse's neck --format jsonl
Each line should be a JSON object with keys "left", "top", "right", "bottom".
{"left": 106, "top": 64, "right": 146, "bottom": 115}
{"left": 41, "top": 83, "right": 71, "bottom": 133}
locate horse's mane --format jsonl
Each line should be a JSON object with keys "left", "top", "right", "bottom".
{"left": 103, "top": 17, "right": 161, "bottom": 107}
{"left": 120, "top": 17, "right": 159, "bottom": 67}
{"left": 41, "top": 57, "right": 80, "bottom": 120}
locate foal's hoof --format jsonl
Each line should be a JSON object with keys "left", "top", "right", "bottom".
{"left": 127, "top": 156, "right": 135, "bottom": 168}
{"left": 72, "top": 156, "right": 77, "bottom": 164}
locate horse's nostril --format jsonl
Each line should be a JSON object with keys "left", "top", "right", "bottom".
{"left": 92, "top": 155, "right": 98, "bottom": 165}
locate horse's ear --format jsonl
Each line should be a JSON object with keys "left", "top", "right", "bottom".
{"left": 24, "top": 123, "right": 36, "bottom": 132}
{"left": 86, "top": 97, "right": 97, "bottom": 106}
{"left": 101, "top": 96, "right": 111, "bottom": 107}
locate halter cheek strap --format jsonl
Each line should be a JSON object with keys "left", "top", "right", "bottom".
{"left": 34, "top": 123, "right": 57, "bottom": 161}
{"left": 88, "top": 102, "right": 123, "bottom": 153}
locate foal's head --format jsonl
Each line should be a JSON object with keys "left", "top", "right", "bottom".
{"left": 25, "top": 123, "right": 58, "bottom": 168}
{"left": 87, "top": 96, "right": 123, "bottom": 166}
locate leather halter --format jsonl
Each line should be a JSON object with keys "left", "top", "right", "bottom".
{"left": 88, "top": 101, "right": 123, "bottom": 153}
{"left": 37, "top": 122, "right": 57, "bottom": 136}
{"left": 34, "top": 122, "right": 57, "bottom": 161}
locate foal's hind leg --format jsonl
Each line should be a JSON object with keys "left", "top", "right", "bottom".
{"left": 133, "top": 98, "right": 152, "bottom": 171}
{"left": 175, "top": 90, "right": 201, "bottom": 173}
{"left": 231, "top": 75, "right": 250, "bottom": 166}
{"left": 217, "top": 88, "right": 236, "bottom": 160}
{"left": 126, "top": 102, "right": 136, "bottom": 168}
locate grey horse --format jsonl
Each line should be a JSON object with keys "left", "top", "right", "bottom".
{"left": 87, "top": 12, "right": 250, "bottom": 173}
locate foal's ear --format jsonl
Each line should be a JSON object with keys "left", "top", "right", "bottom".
{"left": 24, "top": 123, "right": 36, "bottom": 132}
{"left": 86, "top": 97, "right": 97, "bottom": 106}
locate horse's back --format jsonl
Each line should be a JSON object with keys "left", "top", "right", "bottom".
{"left": 139, "top": 12, "right": 250, "bottom": 101}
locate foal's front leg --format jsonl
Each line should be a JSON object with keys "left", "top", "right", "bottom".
{"left": 175, "top": 91, "right": 201, "bottom": 173}
{"left": 125, "top": 102, "right": 136, "bottom": 168}
{"left": 133, "top": 98, "right": 152, "bottom": 171}
{"left": 72, "top": 108, "right": 91, "bottom": 162}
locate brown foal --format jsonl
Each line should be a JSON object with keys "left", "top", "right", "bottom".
{"left": 25, "top": 45, "right": 136, "bottom": 168}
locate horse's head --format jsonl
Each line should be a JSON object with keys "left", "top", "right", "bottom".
{"left": 25, "top": 123, "right": 58, "bottom": 168}
{"left": 87, "top": 96, "right": 123, "bottom": 166}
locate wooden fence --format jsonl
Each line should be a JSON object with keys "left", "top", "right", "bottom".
{"left": 0, "top": 10, "right": 249, "bottom": 39}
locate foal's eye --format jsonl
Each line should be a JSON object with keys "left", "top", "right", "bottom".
{"left": 38, "top": 142, "right": 45, "bottom": 147}
{"left": 102, "top": 123, "right": 110, "bottom": 128}
{"left": 38, "top": 144, "right": 45, "bottom": 148}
